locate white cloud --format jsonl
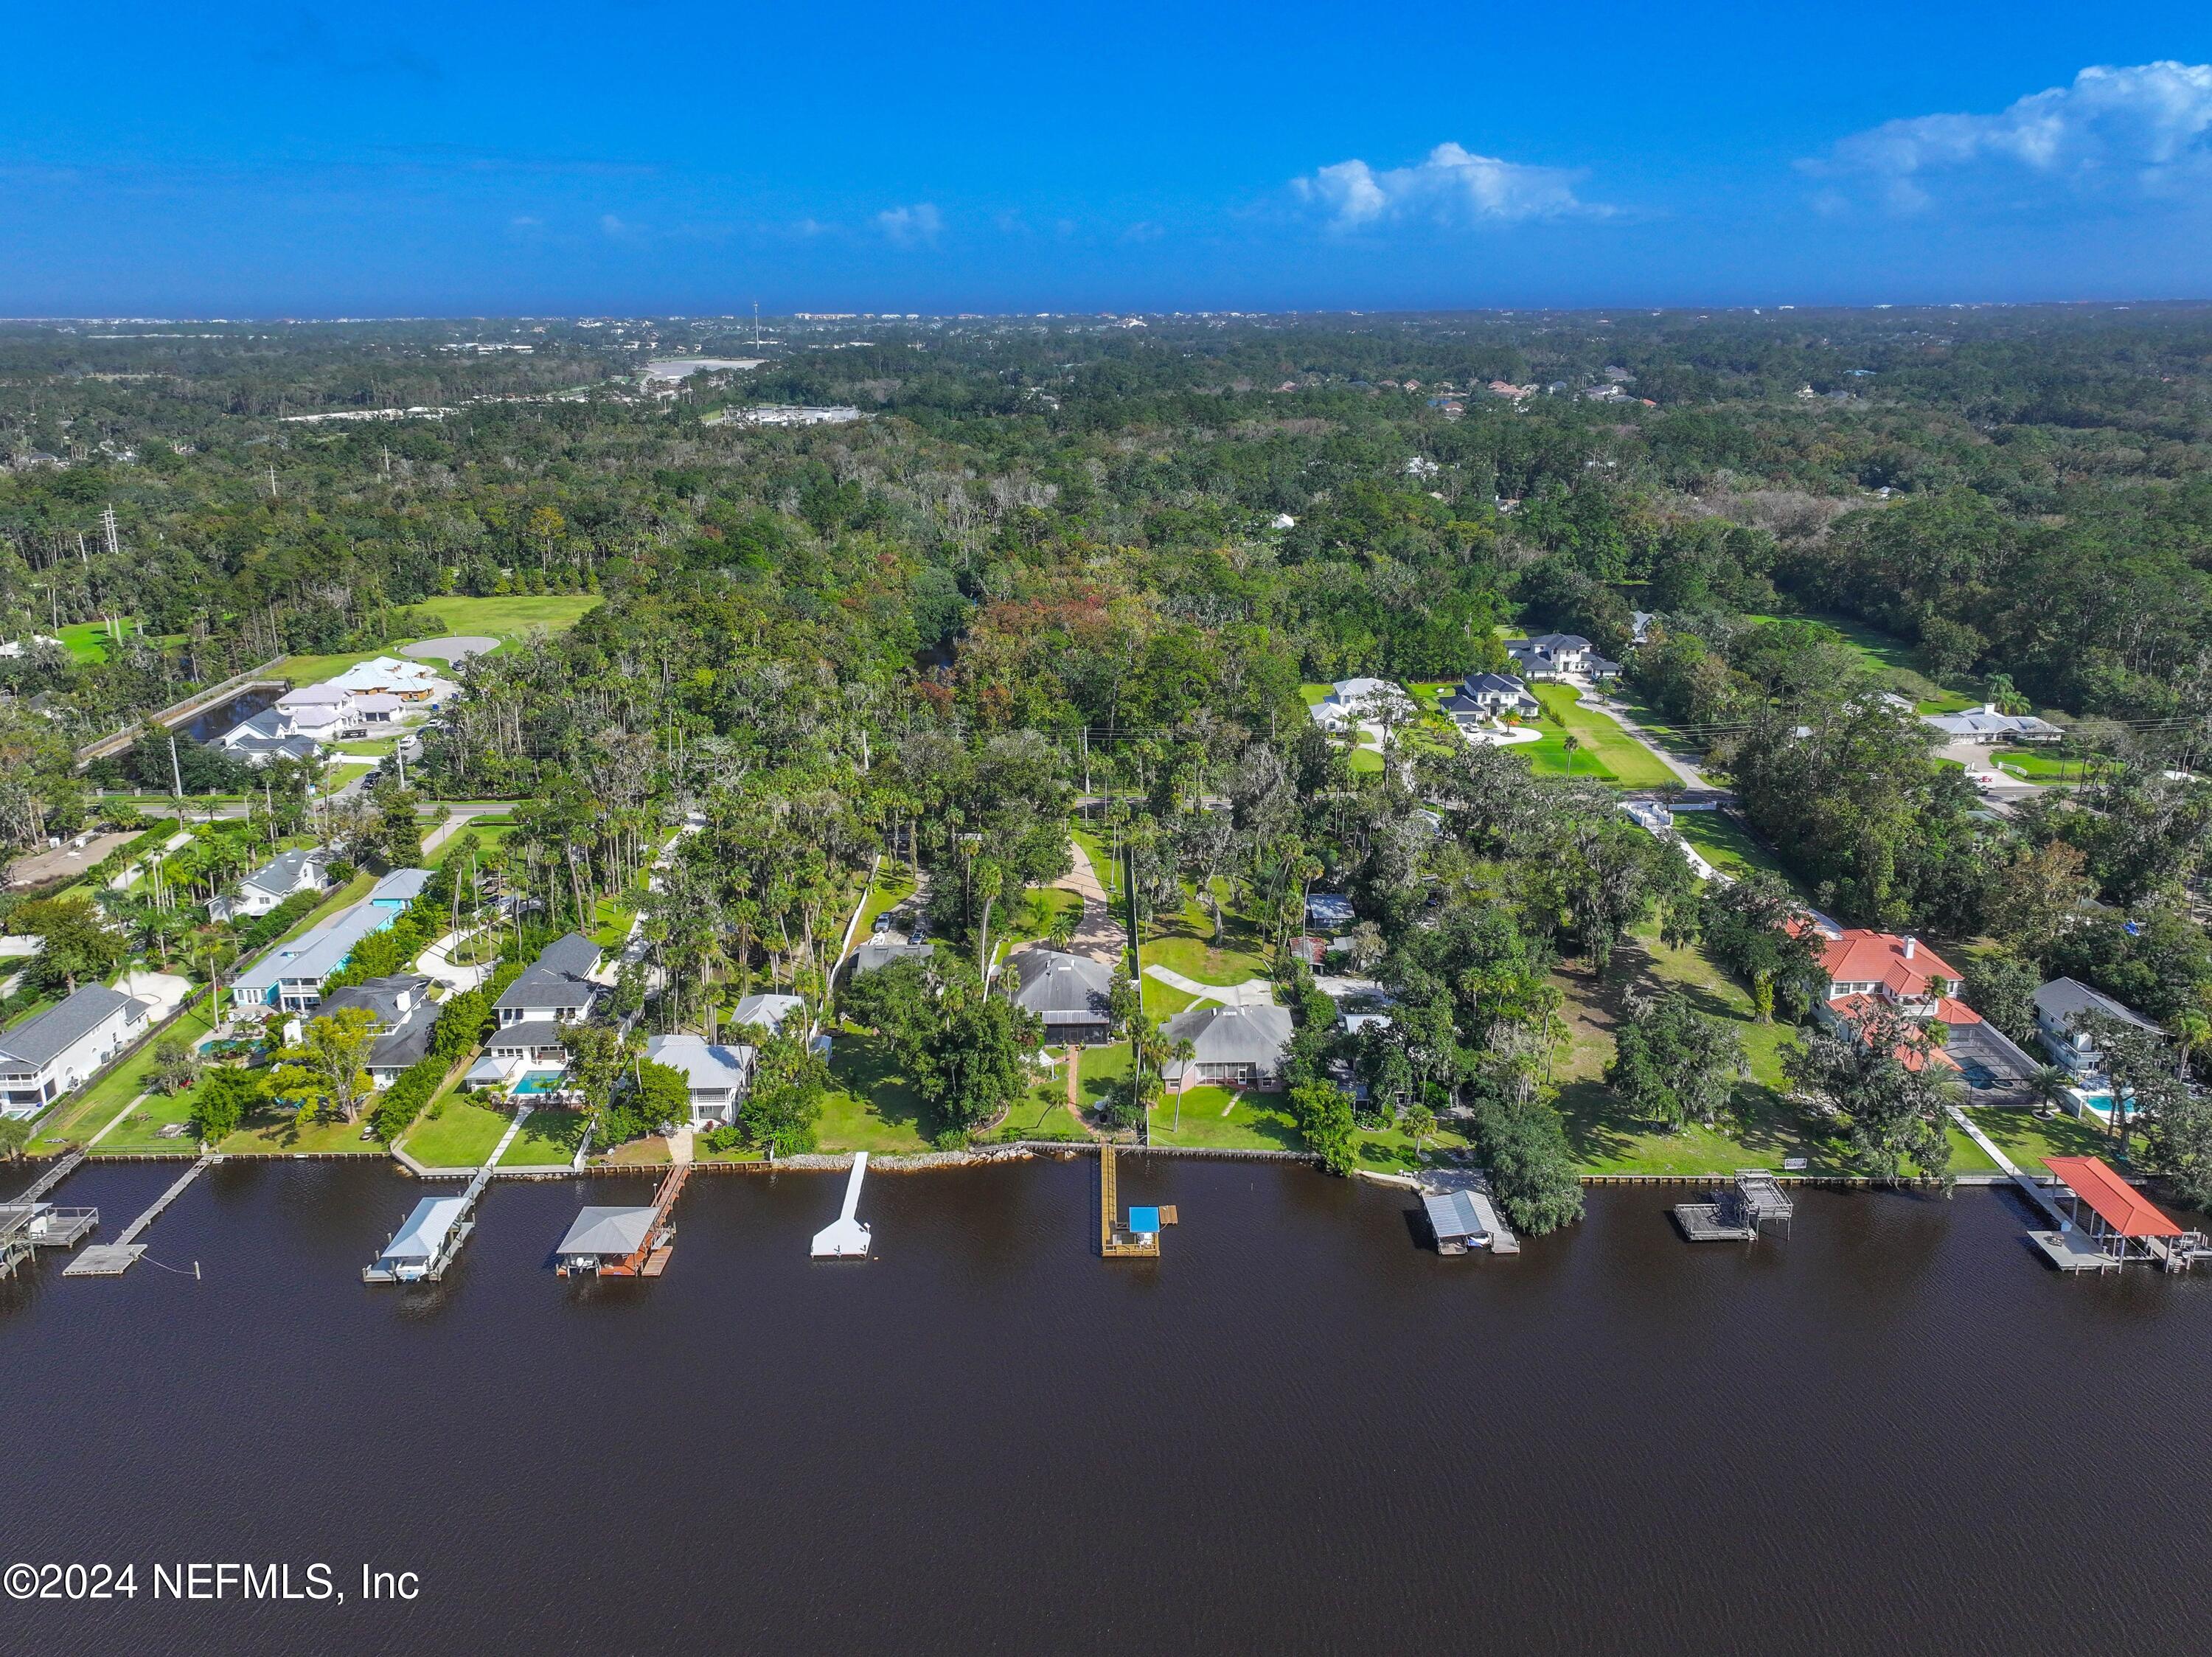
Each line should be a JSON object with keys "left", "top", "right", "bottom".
{"left": 1806, "top": 61, "right": 2212, "bottom": 212}
{"left": 1292, "top": 142, "right": 1603, "bottom": 230}
{"left": 873, "top": 202, "right": 943, "bottom": 246}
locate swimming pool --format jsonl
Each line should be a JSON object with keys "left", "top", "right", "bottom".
{"left": 513, "top": 1070, "right": 569, "bottom": 1096}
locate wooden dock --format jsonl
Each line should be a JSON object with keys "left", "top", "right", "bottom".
{"left": 1674, "top": 1170, "right": 1794, "bottom": 1245}
{"left": 14, "top": 1149, "right": 86, "bottom": 1204}
{"left": 1099, "top": 1144, "right": 1159, "bottom": 1258}
{"left": 65, "top": 1153, "right": 218, "bottom": 1277}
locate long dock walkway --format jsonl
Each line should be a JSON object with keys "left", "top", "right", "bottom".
{"left": 1100, "top": 1144, "right": 1159, "bottom": 1257}
{"left": 65, "top": 1153, "right": 218, "bottom": 1276}
{"left": 1947, "top": 1105, "right": 2071, "bottom": 1226}
{"left": 15, "top": 1149, "right": 86, "bottom": 1204}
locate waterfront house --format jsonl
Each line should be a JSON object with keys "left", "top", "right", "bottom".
{"left": 1003, "top": 947, "right": 1116, "bottom": 1045}
{"left": 1160, "top": 1001, "right": 1293, "bottom": 1088}
{"left": 2032, "top": 977, "right": 2160, "bottom": 1082}
{"left": 0, "top": 984, "right": 152, "bottom": 1118}
{"left": 643, "top": 1032, "right": 756, "bottom": 1128}
{"left": 315, "top": 973, "right": 439, "bottom": 1088}
{"left": 209, "top": 844, "right": 328, "bottom": 922}
{"left": 1807, "top": 925, "right": 2037, "bottom": 1098}
{"left": 493, "top": 932, "right": 603, "bottom": 1029}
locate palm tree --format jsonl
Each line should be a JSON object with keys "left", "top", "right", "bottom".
{"left": 1561, "top": 734, "right": 1582, "bottom": 777}
{"left": 2167, "top": 1005, "right": 2211, "bottom": 1082}
{"left": 2027, "top": 1063, "right": 2073, "bottom": 1119}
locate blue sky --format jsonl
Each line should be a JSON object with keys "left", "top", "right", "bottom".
{"left": 5, "top": 1, "right": 2212, "bottom": 313}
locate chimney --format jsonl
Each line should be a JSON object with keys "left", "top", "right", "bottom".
{"left": 1902, "top": 937, "right": 1916, "bottom": 960}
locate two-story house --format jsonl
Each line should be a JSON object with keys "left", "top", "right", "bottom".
{"left": 1442, "top": 670, "right": 1540, "bottom": 721}
{"left": 0, "top": 984, "right": 153, "bottom": 1117}
{"left": 1808, "top": 925, "right": 2038, "bottom": 1097}
{"left": 642, "top": 1032, "right": 756, "bottom": 1129}
{"left": 485, "top": 932, "right": 605, "bottom": 1074}
{"left": 313, "top": 973, "right": 439, "bottom": 1088}
{"left": 209, "top": 845, "right": 327, "bottom": 922}
{"left": 2032, "top": 977, "right": 2160, "bottom": 1083}
{"left": 1507, "top": 633, "right": 1623, "bottom": 683}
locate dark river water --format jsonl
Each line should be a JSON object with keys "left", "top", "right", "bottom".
{"left": 3, "top": 1158, "right": 2208, "bottom": 1656}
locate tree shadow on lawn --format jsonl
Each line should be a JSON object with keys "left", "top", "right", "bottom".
{"left": 827, "top": 1023, "right": 948, "bottom": 1140}
{"left": 509, "top": 1106, "right": 589, "bottom": 1158}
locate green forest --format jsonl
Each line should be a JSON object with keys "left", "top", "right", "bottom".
{"left": 7, "top": 304, "right": 2212, "bottom": 1216}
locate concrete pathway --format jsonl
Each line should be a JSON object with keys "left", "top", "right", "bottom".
{"left": 1585, "top": 692, "right": 1711, "bottom": 789}
{"left": 1141, "top": 965, "right": 1276, "bottom": 1007}
{"left": 419, "top": 928, "right": 489, "bottom": 994}
{"left": 668, "top": 1126, "right": 695, "bottom": 1165}
{"left": 484, "top": 1106, "right": 532, "bottom": 1169}
{"left": 86, "top": 1092, "right": 150, "bottom": 1147}
{"left": 1059, "top": 839, "right": 1123, "bottom": 965}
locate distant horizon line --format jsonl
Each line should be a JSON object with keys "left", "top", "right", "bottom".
{"left": 2, "top": 296, "right": 2211, "bottom": 328}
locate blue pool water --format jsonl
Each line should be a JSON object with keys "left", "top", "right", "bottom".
{"left": 513, "top": 1071, "right": 567, "bottom": 1095}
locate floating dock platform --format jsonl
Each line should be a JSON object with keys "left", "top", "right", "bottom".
{"left": 65, "top": 1153, "right": 217, "bottom": 1277}
{"left": 811, "top": 1153, "right": 872, "bottom": 1259}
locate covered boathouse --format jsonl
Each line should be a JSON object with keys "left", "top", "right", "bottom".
{"left": 363, "top": 1195, "right": 473, "bottom": 1283}
{"left": 2034, "top": 1156, "right": 2205, "bottom": 1272}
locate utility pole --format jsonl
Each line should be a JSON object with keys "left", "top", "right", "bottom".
{"left": 268, "top": 465, "right": 279, "bottom": 501}
{"left": 169, "top": 734, "right": 184, "bottom": 802}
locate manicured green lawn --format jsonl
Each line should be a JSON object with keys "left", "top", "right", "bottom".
{"left": 1992, "top": 747, "right": 2086, "bottom": 782}
{"left": 1141, "top": 892, "right": 1271, "bottom": 987}
{"left": 321, "top": 762, "right": 375, "bottom": 793}
{"left": 821, "top": 1024, "right": 933, "bottom": 1152}
{"left": 220, "top": 1106, "right": 386, "bottom": 1155}
{"left": 58, "top": 619, "right": 139, "bottom": 663}
{"left": 1070, "top": 824, "right": 1125, "bottom": 903}
{"left": 601, "top": 1135, "right": 672, "bottom": 1166}
{"left": 1963, "top": 1105, "right": 2118, "bottom": 1175}
{"left": 398, "top": 1095, "right": 514, "bottom": 1167}
{"left": 989, "top": 1057, "right": 1094, "bottom": 1142}
{"left": 1668, "top": 810, "right": 1798, "bottom": 886}
{"left": 1553, "top": 922, "right": 1957, "bottom": 1178}
{"left": 1354, "top": 1121, "right": 1472, "bottom": 1174}
{"left": 499, "top": 1107, "right": 589, "bottom": 1165}
{"left": 91, "top": 1088, "right": 201, "bottom": 1153}
{"left": 273, "top": 595, "right": 602, "bottom": 688}
{"left": 1528, "top": 684, "right": 1677, "bottom": 788}
{"left": 31, "top": 1001, "right": 218, "bottom": 1153}
{"left": 1147, "top": 1085, "right": 1304, "bottom": 1151}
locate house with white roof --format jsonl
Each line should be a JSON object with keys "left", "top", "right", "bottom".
{"left": 643, "top": 1032, "right": 756, "bottom": 1128}
{"left": 326, "top": 656, "right": 457, "bottom": 704}
{"left": 225, "top": 868, "right": 430, "bottom": 1016}
{"left": 0, "top": 984, "right": 153, "bottom": 1116}
{"left": 1508, "top": 634, "right": 1622, "bottom": 683}
{"left": 1307, "top": 677, "right": 1413, "bottom": 737}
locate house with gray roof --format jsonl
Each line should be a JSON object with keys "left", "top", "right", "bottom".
{"left": 493, "top": 932, "right": 603, "bottom": 1029}
{"left": 1441, "top": 670, "right": 1540, "bottom": 720}
{"left": 1160, "top": 1001, "right": 1293, "bottom": 1088}
{"left": 1003, "top": 948, "right": 1116, "bottom": 1045}
{"left": 315, "top": 973, "right": 439, "bottom": 1086}
{"left": 2034, "top": 977, "right": 2160, "bottom": 1082}
{"left": 849, "top": 939, "right": 936, "bottom": 979}
{"left": 0, "top": 984, "right": 152, "bottom": 1117}
{"left": 1509, "top": 633, "right": 1621, "bottom": 682}
{"left": 731, "top": 993, "right": 806, "bottom": 1036}
{"left": 210, "top": 844, "right": 328, "bottom": 922}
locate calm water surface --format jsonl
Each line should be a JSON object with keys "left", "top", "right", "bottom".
{"left": 2, "top": 1158, "right": 2208, "bottom": 1656}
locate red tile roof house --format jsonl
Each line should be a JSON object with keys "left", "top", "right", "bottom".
{"left": 1801, "top": 923, "right": 2039, "bottom": 1100}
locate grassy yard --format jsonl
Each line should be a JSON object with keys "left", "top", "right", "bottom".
{"left": 1354, "top": 1120, "right": 1472, "bottom": 1174}
{"left": 1992, "top": 747, "right": 2089, "bottom": 783}
{"left": 58, "top": 619, "right": 139, "bottom": 663}
{"left": 821, "top": 1024, "right": 934, "bottom": 1152}
{"left": 1528, "top": 684, "right": 1677, "bottom": 788}
{"left": 321, "top": 761, "right": 375, "bottom": 793}
{"left": 499, "top": 1107, "right": 589, "bottom": 1165}
{"left": 88, "top": 1088, "right": 201, "bottom": 1153}
{"left": 398, "top": 1094, "right": 514, "bottom": 1167}
{"left": 220, "top": 1105, "right": 386, "bottom": 1155}
{"left": 1141, "top": 891, "right": 1271, "bottom": 987}
{"left": 1147, "top": 1085, "right": 1304, "bottom": 1151}
{"left": 1071, "top": 823, "right": 1126, "bottom": 905}
{"left": 31, "top": 1001, "right": 218, "bottom": 1153}
{"left": 1963, "top": 1105, "right": 2120, "bottom": 1175}
{"left": 1745, "top": 609, "right": 1977, "bottom": 712}
{"left": 989, "top": 1057, "right": 1094, "bottom": 1142}
{"left": 1668, "top": 810, "right": 1798, "bottom": 886}
{"left": 271, "top": 594, "right": 602, "bottom": 687}
{"left": 1551, "top": 920, "right": 1961, "bottom": 1178}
